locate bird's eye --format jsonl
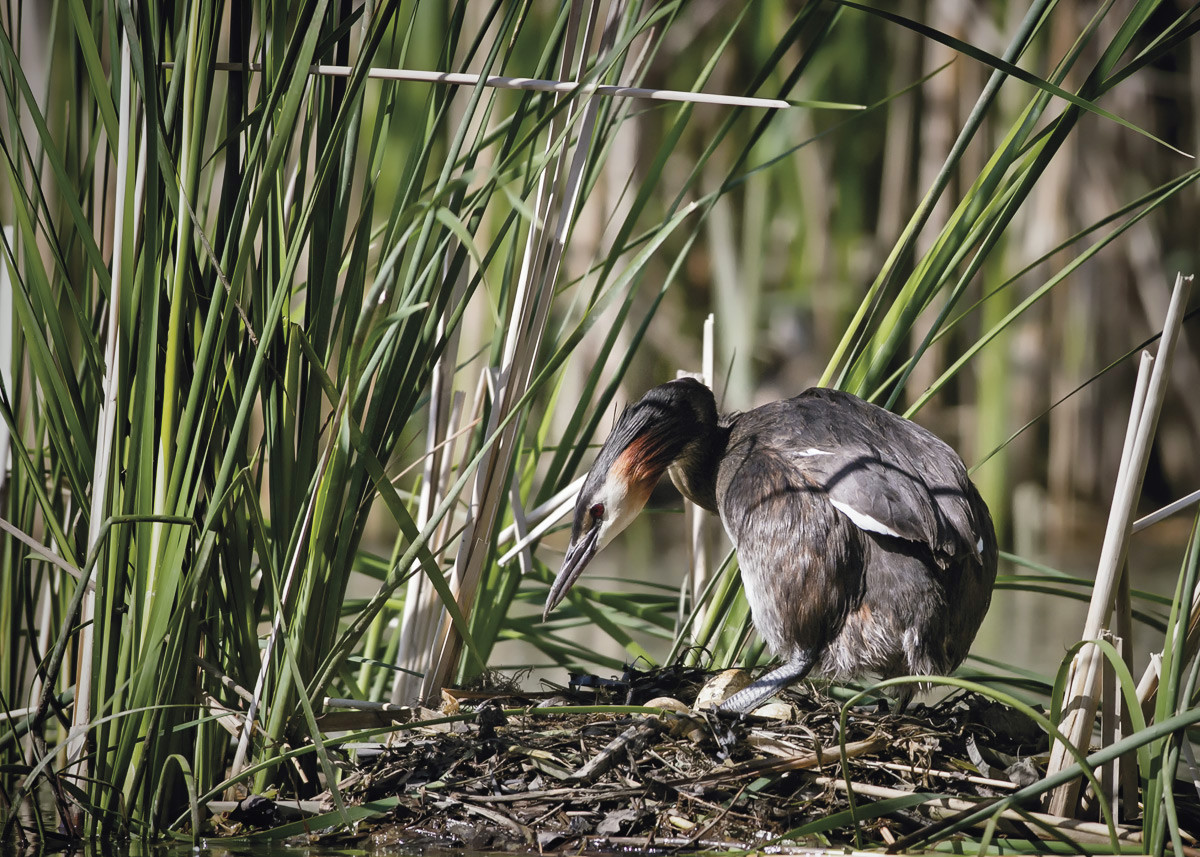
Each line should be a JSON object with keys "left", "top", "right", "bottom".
{"left": 590, "top": 503, "right": 605, "bottom": 520}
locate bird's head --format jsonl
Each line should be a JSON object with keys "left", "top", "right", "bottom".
{"left": 543, "top": 378, "right": 717, "bottom": 619}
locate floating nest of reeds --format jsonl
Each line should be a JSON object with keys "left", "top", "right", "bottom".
{"left": 208, "top": 665, "right": 1195, "bottom": 853}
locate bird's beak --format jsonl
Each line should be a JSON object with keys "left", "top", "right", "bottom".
{"left": 543, "top": 524, "right": 601, "bottom": 620}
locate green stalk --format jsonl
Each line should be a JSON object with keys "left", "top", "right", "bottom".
{"left": 147, "top": 0, "right": 201, "bottom": 644}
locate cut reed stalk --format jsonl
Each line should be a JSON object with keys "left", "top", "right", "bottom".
{"left": 1046, "top": 273, "right": 1194, "bottom": 815}
{"left": 682, "top": 313, "right": 715, "bottom": 636}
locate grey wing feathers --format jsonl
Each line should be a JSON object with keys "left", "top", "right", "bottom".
{"left": 775, "top": 389, "right": 984, "bottom": 564}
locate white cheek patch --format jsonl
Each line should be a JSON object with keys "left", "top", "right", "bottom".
{"left": 829, "top": 499, "right": 903, "bottom": 539}
{"left": 596, "top": 480, "right": 642, "bottom": 551}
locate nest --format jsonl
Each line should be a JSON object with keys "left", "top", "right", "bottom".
{"left": 209, "top": 666, "right": 1192, "bottom": 853}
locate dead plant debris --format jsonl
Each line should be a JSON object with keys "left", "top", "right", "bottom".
{"left": 208, "top": 666, "right": 1195, "bottom": 853}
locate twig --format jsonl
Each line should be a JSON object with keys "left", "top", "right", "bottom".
{"left": 690, "top": 735, "right": 886, "bottom": 784}
{"left": 569, "top": 716, "right": 670, "bottom": 783}
{"left": 680, "top": 781, "right": 752, "bottom": 850}
{"left": 322, "top": 697, "right": 416, "bottom": 712}
{"left": 467, "top": 784, "right": 646, "bottom": 803}
{"left": 853, "top": 757, "right": 1018, "bottom": 790}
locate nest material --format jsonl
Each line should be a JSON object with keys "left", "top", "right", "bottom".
{"left": 211, "top": 667, "right": 1184, "bottom": 853}
{"left": 343, "top": 689, "right": 1045, "bottom": 851}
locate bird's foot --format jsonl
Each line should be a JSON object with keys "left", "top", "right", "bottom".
{"left": 701, "top": 706, "right": 749, "bottom": 761}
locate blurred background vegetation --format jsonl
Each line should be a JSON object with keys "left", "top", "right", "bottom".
{"left": 541, "top": 0, "right": 1200, "bottom": 682}
{"left": 2, "top": 0, "right": 1198, "bottom": 838}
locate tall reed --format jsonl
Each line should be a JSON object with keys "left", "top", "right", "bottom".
{"left": 1, "top": 0, "right": 1197, "bottom": 845}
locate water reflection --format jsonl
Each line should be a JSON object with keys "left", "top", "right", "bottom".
{"left": 8, "top": 832, "right": 468, "bottom": 857}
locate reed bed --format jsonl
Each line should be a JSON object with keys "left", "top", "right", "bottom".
{"left": 1, "top": 0, "right": 1198, "bottom": 851}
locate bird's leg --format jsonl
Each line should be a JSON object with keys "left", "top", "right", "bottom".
{"left": 718, "top": 654, "right": 815, "bottom": 715}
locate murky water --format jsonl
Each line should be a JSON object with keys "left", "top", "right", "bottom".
{"left": 3, "top": 804, "right": 469, "bottom": 857}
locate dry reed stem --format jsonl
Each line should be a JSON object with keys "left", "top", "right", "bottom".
{"left": 0, "top": 517, "right": 89, "bottom": 583}
{"left": 683, "top": 314, "right": 715, "bottom": 635}
{"left": 424, "top": 0, "right": 603, "bottom": 703}
{"left": 508, "top": 478, "right": 535, "bottom": 578}
{"left": 170, "top": 62, "right": 794, "bottom": 110}
{"left": 817, "top": 777, "right": 1162, "bottom": 849}
{"left": 1133, "top": 488, "right": 1200, "bottom": 532}
{"left": 1136, "top": 579, "right": 1200, "bottom": 710}
{"left": 496, "top": 475, "right": 586, "bottom": 566}
{"left": 393, "top": 385, "right": 474, "bottom": 703}
{"left": 1044, "top": 350, "right": 1150, "bottom": 813}
{"left": 1046, "top": 273, "right": 1194, "bottom": 815}
{"left": 390, "top": 253, "right": 466, "bottom": 704}
{"left": 202, "top": 694, "right": 248, "bottom": 739}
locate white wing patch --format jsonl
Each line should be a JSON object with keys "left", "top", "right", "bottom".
{"left": 977, "top": 537, "right": 984, "bottom": 554}
{"left": 829, "top": 498, "right": 904, "bottom": 539}
{"left": 795, "top": 447, "right": 833, "bottom": 457}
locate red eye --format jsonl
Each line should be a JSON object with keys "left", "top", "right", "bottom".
{"left": 590, "top": 503, "right": 605, "bottom": 519}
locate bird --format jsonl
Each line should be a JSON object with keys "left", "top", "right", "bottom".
{"left": 542, "top": 377, "right": 998, "bottom": 714}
